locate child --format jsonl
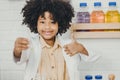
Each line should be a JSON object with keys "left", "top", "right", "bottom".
{"left": 13, "top": 0, "right": 100, "bottom": 80}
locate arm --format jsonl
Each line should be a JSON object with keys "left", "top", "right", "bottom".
{"left": 78, "top": 43, "right": 101, "bottom": 62}
{"left": 63, "top": 40, "right": 101, "bottom": 62}
{"left": 13, "top": 37, "right": 30, "bottom": 64}
{"left": 64, "top": 41, "right": 88, "bottom": 56}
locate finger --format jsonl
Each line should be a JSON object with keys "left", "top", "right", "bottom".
{"left": 17, "top": 44, "right": 29, "bottom": 50}
{"left": 18, "top": 38, "right": 29, "bottom": 45}
{"left": 64, "top": 49, "right": 71, "bottom": 55}
{"left": 16, "top": 47, "right": 28, "bottom": 52}
{"left": 63, "top": 45, "right": 68, "bottom": 49}
{"left": 20, "top": 40, "right": 29, "bottom": 45}
{"left": 64, "top": 49, "right": 69, "bottom": 53}
{"left": 69, "top": 53, "right": 75, "bottom": 57}
{"left": 17, "top": 37, "right": 29, "bottom": 41}
{"left": 71, "top": 32, "right": 76, "bottom": 42}
{"left": 20, "top": 44, "right": 29, "bottom": 49}
{"left": 68, "top": 50, "right": 77, "bottom": 57}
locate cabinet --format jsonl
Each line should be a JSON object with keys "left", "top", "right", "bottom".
{"left": 71, "top": 23, "right": 120, "bottom": 38}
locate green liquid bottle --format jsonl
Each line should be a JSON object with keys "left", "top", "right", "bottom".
{"left": 105, "top": 2, "right": 120, "bottom": 23}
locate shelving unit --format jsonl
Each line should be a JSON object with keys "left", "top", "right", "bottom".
{"left": 71, "top": 23, "right": 120, "bottom": 38}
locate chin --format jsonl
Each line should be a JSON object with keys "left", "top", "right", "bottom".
{"left": 43, "top": 36, "right": 54, "bottom": 40}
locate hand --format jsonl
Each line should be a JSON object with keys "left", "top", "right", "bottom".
{"left": 63, "top": 33, "right": 88, "bottom": 56}
{"left": 14, "top": 37, "right": 29, "bottom": 58}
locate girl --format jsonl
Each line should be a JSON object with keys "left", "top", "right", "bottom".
{"left": 13, "top": 0, "right": 100, "bottom": 80}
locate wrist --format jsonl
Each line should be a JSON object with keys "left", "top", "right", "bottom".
{"left": 13, "top": 48, "right": 21, "bottom": 58}
{"left": 80, "top": 47, "right": 89, "bottom": 56}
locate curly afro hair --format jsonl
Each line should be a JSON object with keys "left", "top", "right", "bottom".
{"left": 22, "top": 0, "right": 74, "bottom": 35}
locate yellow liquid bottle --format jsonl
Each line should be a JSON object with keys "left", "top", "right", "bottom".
{"left": 105, "top": 2, "right": 120, "bottom": 23}
{"left": 91, "top": 2, "right": 105, "bottom": 23}
{"left": 119, "top": 14, "right": 120, "bottom": 22}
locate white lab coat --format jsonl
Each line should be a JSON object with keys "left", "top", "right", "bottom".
{"left": 14, "top": 34, "right": 100, "bottom": 80}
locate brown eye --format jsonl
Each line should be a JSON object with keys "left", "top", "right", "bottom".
{"left": 51, "top": 20, "right": 56, "bottom": 24}
{"left": 40, "top": 21, "right": 45, "bottom": 24}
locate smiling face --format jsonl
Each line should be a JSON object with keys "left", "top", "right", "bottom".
{"left": 37, "top": 11, "right": 58, "bottom": 42}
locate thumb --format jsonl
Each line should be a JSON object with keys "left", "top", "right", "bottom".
{"left": 71, "top": 32, "right": 76, "bottom": 42}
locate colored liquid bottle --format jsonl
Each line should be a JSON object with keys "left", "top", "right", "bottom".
{"left": 90, "top": 2, "right": 105, "bottom": 23}
{"left": 105, "top": 2, "right": 120, "bottom": 23}
{"left": 119, "top": 14, "right": 120, "bottom": 22}
{"left": 95, "top": 75, "right": 102, "bottom": 80}
{"left": 85, "top": 75, "right": 93, "bottom": 80}
{"left": 77, "top": 3, "right": 90, "bottom": 23}
{"left": 108, "top": 74, "right": 115, "bottom": 80}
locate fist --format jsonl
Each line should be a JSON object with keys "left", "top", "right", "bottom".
{"left": 63, "top": 41, "right": 84, "bottom": 56}
{"left": 14, "top": 37, "right": 29, "bottom": 54}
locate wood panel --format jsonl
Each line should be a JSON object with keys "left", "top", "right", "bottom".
{"left": 71, "top": 23, "right": 120, "bottom": 38}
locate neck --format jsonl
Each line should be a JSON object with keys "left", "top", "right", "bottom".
{"left": 44, "top": 38, "right": 55, "bottom": 47}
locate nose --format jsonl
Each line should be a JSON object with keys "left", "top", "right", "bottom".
{"left": 45, "top": 23, "right": 50, "bottom": 29}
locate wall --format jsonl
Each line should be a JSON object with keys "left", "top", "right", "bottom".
{"left": 0, "top": 0, "right": 120, "bottom": 80}
{"left": 0, "top": 0, "right": 27, "bottom": 80}
{"left": 71, "top": 0, "right": 120, "bottom": 13}
{"left": 71, "top": 0, "right": 120, "bottom": 80}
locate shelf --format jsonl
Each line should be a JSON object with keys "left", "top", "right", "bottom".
{"left": 71, "top": 23, "right": 120, "bottom": 38}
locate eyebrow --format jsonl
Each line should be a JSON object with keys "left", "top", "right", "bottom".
{"left": 39, "top": 18, "right": 45, "bottom": 20}
{"left": 39, "top": 17, "right": 54, "bottom": 21}
{"left": 40, "top": 14, "right": 54, "bottom": 19}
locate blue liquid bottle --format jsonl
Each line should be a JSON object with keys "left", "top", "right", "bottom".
{"left": 95, "top": 75, "right": 102, "bottom": 80}
{"left": 85, "top": 75, "right": 93, "bottom": 80}
{"left": 77, "top": 3, "right": 90, "bottom": 23}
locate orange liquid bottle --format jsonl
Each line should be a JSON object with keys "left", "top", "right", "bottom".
{"left": 91, "top": 2, "right": 105, "bottom": 23}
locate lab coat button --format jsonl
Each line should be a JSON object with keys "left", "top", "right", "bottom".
{"left": 51, "top": 53, "right": 54, "bottom": 55}
{"left": 51, "top": 66, "right": 54, "bottom": 69}
{"left": 53, "top": 78, "right": 57, "bottom": 80}
{"left": 47, "top": 78, "right": 51, "bottom": 80}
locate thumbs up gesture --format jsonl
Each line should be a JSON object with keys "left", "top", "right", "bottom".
{"left": 63, "top": 33, "right": 88, "bottom": 56}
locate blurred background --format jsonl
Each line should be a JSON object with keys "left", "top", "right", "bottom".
{"left": 0, "top": 0, "right": 120, "bottom": 80}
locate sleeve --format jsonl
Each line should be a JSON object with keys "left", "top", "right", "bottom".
{"left": 13, "top": 47, "right": 31, "bottom": 64}
{"left": 79, "top": 44, "right": 101, "bottom": 62}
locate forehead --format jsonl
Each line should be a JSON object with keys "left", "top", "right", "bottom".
{"left": 39, "top": 11, "right": 53, "bottom": 19}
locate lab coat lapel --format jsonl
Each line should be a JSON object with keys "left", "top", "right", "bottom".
{"left": 59, "top": 37, "right": 76, "bottom": 80}
{"left": 28, "top": 35, "right": 42, "bottom": 79}
{"left": 59, "top": 36, "right": 81, "bottom": 80}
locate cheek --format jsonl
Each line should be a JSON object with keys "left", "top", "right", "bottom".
{"left": 37, "top": 25, "right": 42, "bottom": 33}
{"left": 37, "top": 26, "right": 39, "bottom": 32}
{"left": 54, "top": 26, "right": 59, "bottom": 33}
{"left": 53, "top": 24, "right": 59, "bottom": 32}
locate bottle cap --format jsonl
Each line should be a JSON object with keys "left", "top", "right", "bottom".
{"left": 80, "top": 3, "right": 87, "bottom": 7}
{"left": 109, "top": 2, "right": 116, "bottom": 6}
{"left": 94, "top": 2, "right": 101, "bottom": 7}
{"left": 95, "top": 75, "right": 102, "bottom": 79}
{"left": 85, "top": 75, "right": 93, "bottom": 79}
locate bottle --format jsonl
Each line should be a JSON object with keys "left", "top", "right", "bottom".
{"left": 95, "top": 75, "right": 102, "bottom": 80}
{"left": 108, "top": 74, "right": 115, "bottom": 80}
{"left": 90, "top": 2, "right": 105, "bottom": 23}
{"left": 119, "top": 14, "right": 120, "bottom": 22}
{"left": 105, "top": 2, "right": 120, "bottom": 23}
{"left": 76, "top": 3, "right": 90, "bottom": 23}
{"left": 85, "top": 75, "right": 93, "bottom": 80}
